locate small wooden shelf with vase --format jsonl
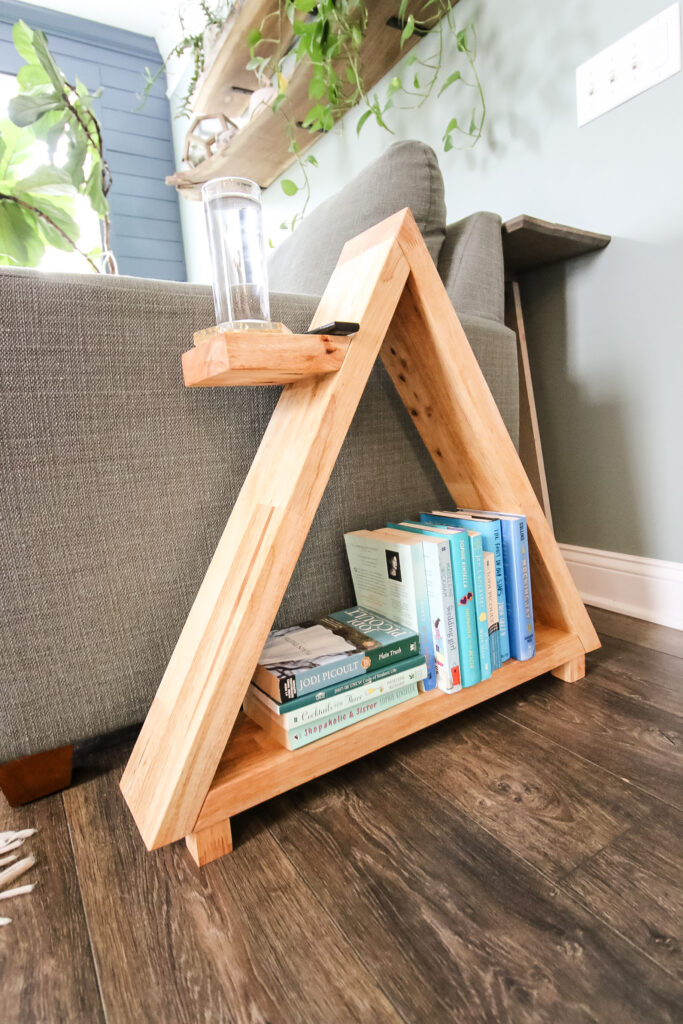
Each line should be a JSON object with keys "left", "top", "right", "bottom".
{"left": 120, "top": 208, "right": 600, "bottom": 867}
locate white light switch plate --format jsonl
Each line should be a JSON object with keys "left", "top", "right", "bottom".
{"left": 576, "top": 3, "right": 681, "bottom": 126}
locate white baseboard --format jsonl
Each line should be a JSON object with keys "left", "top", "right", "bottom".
{"left": 558, "top": 543, "right": 683, "bottom": 631}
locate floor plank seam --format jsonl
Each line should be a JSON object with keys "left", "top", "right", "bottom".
{"left": 395, "top": 754, "right": 683, "bottom": 995}
{"left": 264, "top": 819, "right": 412, "bottom": 1024}
{"left": 491, "top": 708, "right": 683, "bottom": 815}
{"left": 62, "top": 793, "right": 109, "bottom": 1024}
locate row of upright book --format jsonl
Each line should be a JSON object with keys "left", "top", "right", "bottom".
{"left": 243, "top": 508, "right": 535, "bottom": 750}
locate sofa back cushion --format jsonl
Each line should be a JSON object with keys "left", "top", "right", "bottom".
{"left": 268, "top": 140, "right": 447, "bottom": 295}
{"left": 438, "top": 212, "right": 506, "bottom": 323}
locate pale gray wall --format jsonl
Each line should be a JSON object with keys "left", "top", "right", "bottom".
{"left": 174, "top": 0, "right": 683, "bottom": 562}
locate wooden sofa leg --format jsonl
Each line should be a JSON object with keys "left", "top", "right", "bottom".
{"left": 0, "top": 744, "right": 74, "bottom": 807}
{"left": 185, "top": 819, "right": 233, "bottom": 866}
{"left": 551, "top": 655, "right": 586, "bottom": 683}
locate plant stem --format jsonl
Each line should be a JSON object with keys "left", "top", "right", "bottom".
{"left": 0, "top": 191, "right": 101, "bottom": 272}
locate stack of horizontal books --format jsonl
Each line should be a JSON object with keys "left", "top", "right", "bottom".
{"left": 242, "top": 607, "right": 425, "bottom": 750}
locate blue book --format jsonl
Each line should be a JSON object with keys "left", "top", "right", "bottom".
{"left": 391, "top": 521, "right": 481, "bottom": 687}
{"left": 422, "top": 512, "right": 510, "bottom": 662}
{"left": 344, "top": 529, "right": 437, "bottom": 690}
{"left": 465, "top": 530, "right": 492, "bottom": 680}
{"left": 456, "top": 509, "right": 535, "bottom": 661}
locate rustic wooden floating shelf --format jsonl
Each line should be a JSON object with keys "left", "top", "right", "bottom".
{"left": 183, "top": 331, "right": 351, "bottom": 387}
{"left": 169, "top": 0, "right": 458, "bottom": 197}
{"left": 121, "top": 208, "right": 600, "bottom": 867}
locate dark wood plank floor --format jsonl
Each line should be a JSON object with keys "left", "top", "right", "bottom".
{"left": 1, "top": 608, "right": 681, "bottom": 1023}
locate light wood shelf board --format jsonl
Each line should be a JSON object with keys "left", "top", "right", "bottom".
{"left": 196, "top": 623, "right": 583, "bottom": 829}
{"left": 182, "top": 332, "right": 351, "bottom": 387}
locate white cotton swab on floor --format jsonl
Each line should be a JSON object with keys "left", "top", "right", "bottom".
{"left": 0, "top": 854, "right": 18, "bottom": 867}
{"left": 0, "top": 917, "right": 11, "bottom": 926}
{"left": 0, "top": 883, "right": 35, "bottom": 901}
{"left": 0, "top": 854, "right": 35, "bottom": 890}
{"left": 0, "top": 830, "right": 36, "bottom": 845}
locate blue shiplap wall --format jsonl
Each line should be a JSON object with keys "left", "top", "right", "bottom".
{"left": 0, "top": 1, "right": 186, "bottom": 281}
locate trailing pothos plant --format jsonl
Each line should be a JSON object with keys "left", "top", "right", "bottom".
{"left": 0, "top": 20, "right": 114, "bottom": 272}
{"left": 247, "top": 0, "right": 485, "bottom": 232}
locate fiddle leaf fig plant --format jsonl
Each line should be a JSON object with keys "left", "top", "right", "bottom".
{"left": 0, "top": 20, "right": 114, "bottom": 272}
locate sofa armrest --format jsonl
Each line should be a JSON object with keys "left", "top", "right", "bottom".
{"left": 437, "top": 212, "right": 506, "bottom": 323}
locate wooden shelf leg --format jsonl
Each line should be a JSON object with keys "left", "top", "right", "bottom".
{"left": 0, "top": 744, "right": 74, "bottom": 807}
{"left": 185, "top": 819, "right": 233, "bottom": 867}
{"left": 551, "top": 655, "right": 586, "bottom": 683}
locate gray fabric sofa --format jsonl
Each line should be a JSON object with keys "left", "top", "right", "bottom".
{"left": 0, "top": 140, "right": 518, "bottom": 766}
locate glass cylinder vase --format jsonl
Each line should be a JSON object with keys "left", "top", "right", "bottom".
{"left": 202, "top": 176, "right": 271, "bottom": 331}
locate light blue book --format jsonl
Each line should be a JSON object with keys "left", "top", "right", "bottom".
{"left": 387, "top": 524, "right": 461, "bottom": 692}
{"left": 423, "top": 512, "right": 511, "bottom": 663}
{"left": 344, "top": 529, "right": 437, "bottom": 689}
{"left": 391, "top": 521, "right": 481, "bottom": 687}
{"left": 456, "top": 509, "right": 535, "bottom": 661}
{"left": 463, "top": 530, "right": 492, "bottom": 680}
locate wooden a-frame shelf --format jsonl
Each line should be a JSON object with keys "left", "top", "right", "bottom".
{"left": 120, "top": 208, "right": 600, "bottom": 868}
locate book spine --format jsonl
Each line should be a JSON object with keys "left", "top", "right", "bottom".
{"left": 410, "top": 545, "right": 437, "bottom": 690}
{"left": 500, "top": 519, "right": 536, "bottom": 661}
{"left": 420, "top": 540, "right": 459, "bottom": 692}
{"left": 483, "top": 550, "right": 501, "bottom": 671}
{"left": 288, "top": 680, "right": 419, "bottom": 749}
{"left": 489, "top": 523, "right": 511, "bottom": 663}
{"left": 449, "top": 532, "right": 481, "bottom": 687}
{"left": 264, "top": 654, "right": 427, "bottom": 713}
{"left": 274, "top": 662, "right": 427, "bottom": 726}
{"left": 468, "top": 533, "right": 492, "bottom": 681}
{"left": 293, "top": 635, "right": 419, "bottom": 695}
{"left": 435, "top": 540, "right": 461, "bottom": 691}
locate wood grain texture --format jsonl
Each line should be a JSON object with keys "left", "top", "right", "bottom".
{"left": 551, "top": 655, "right": 586, "bottom": 682}
{"left": 170, "top": 1, "right": 458, "bottom": 195}
{"left": 586, "top": 634, "right": 683, "bottom": 717}
{"left": 0, "top": 745, "right": 73, "bottom": 807}
{"left": 68, "top": 745, "right": 401, "bottom": 1024}
{"left": 562, "top": 802, "right": 683, "bottom": 981}
{"left": 382, "top": 211, "right": 600, "bottom": 655}
{"left": 496, "top": 648, "right": 683, "bottom": 810}
{"left": 263, "top": 752, "right": 683, "bottom": 1023}
{"left": 197, "top": 624, "right": 583, "bottom": 830}
{"left": 504, "top": 279, "right": 553, "bottom": 523}
{"left": 0, "top": 794, "right": 103, "bottom": 1024}
{"left": 502, "top": 215, "right": 611, "bottom": 275}
{"left": 182, "top": 332, "right": 350, "bottom": 387}
{"left": 121, "top": 218, "right": 410, "bottom": 849}
{"left": 393, "top": 700, "right": 658, "bottom": 880}
{"left": 185, "top": 819, "right": 233, "bottom": 866}
{"left": 589, "top": 605, "right": 683, "bottom": 660}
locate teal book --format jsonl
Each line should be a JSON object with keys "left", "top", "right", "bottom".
{"left": 254, "top": 653, "right": 426, "bottom": 713}
{"left": 423, "top": 512, "right": 511, "bottom": 662}
{"left": 344, "top": 529, "right": 437, "bottom": 690}
{"left": 464, "top": 530, "right": 492, "bottom": 680}
{"left": 392, "top": 521, "right": 481, "bottom": 687}
{"left": 254, "top": 605, "right": 419, "bottom": 702}
{"left": 244, "top": 679, "right": 420, "bottom": 750}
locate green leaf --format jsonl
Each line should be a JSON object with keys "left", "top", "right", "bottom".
{"left": 247, "top": 28, "right": 262, "bottom": 47}
{"left": 469, "top": 108, "right": 478, "bottom": 134}
{"left": 12, "top": 21, "right": 36, "bottom": 64}
{"left": 84, "top": 160, "right": 108, "bottom": 216}
{"left": 294, "top": 0, "right": 316, "bottom": 11}
{"left": 30, "top": 29, "right": 65, "bottom": 92}
{"left": 9, "top": 91, "right": 60, "bottom": 128}
{"left": 398, "top": 0, "right": 409, "bottom": 20}
{"left": 444, "top": 117, "right": 459, "bottom": 135}
{"left": 306, "top": 154, "right": 318, "bottom": 167}
{"left": 17, "top": 63, "right": 52, "bottom": 91}
{"left": 356, "top": 108, "right": 372, "bottom": 134}
{"left": 444, "top": 136, "right": 454, "bottom": 152}
{"left": 351, "top": 25, "right": 363, "bottom": 49}
{"left": 456, "top": 28, "right": 469, "bottom": 52}
{"left": 345, "top": 65, "right": 358, "bottom": 85}
{"left": 401, "top": 14, "right": 415, "bottom": 47}
{"left": 0, "top": 200, "right": 45, "bottom": 267}
{"left": 438, "top": 70, "right": 461, "bottom": 96}
{"left": 281, "top": 178, "right": 298, "bottom": 196}
{"left": 63, "top": 130, "right": 88, "bottom": 186}
{"left": 309, "top": 76, "right": 326, "bottom": 101}
{"left": 14, "top": 165, "right": 74, "bottom": 196}
{"left": 387, "top": 76, "right": 402, "bottom": 98}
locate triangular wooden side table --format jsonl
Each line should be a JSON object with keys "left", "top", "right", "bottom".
{"left": 120, "top": 209, "right": 600, "bottom": 866}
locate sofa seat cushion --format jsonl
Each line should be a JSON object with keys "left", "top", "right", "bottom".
{"left": 268, "top": 140, "right": 447, "bottom": 295}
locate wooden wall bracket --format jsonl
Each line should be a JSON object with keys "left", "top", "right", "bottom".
{"left": 120, "top": 208, "right": 600, "bottom": 863}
